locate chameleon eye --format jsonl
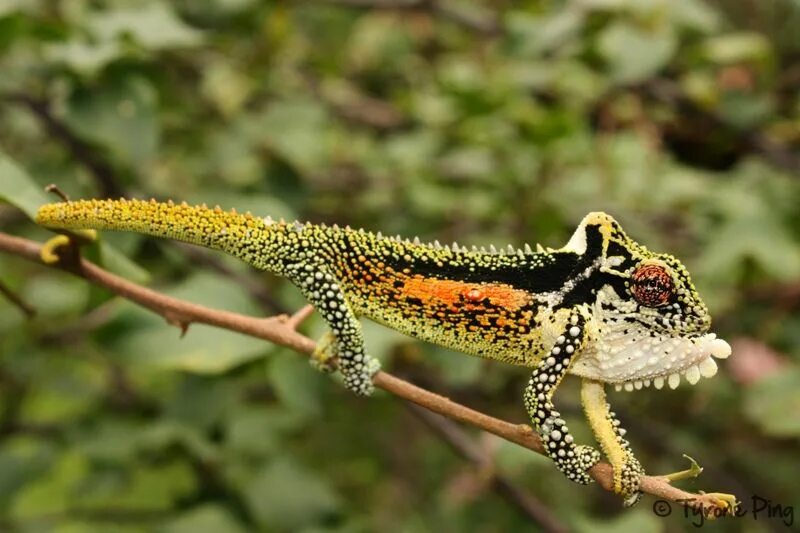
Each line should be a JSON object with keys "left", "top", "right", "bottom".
{"left": 630, "top": 263, "right": 674, "bottom": 307}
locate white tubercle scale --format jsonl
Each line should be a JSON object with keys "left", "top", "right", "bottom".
{"left": 592, "top": 332, "right": 732, "bottom": 392}
{"left": 611, "top": 352, "right": 724, "bottom": 392}
{"left": 709, "top": 338, "right": 732, "bottom": 359}
{"left": 668, "top": 373, "right": 680, "bottom": 389}
{"left": 699, "top": 357, "right": 718, "bottom": 378}
{"left": 684, "top": 365, "right": 701, "bottom": 385}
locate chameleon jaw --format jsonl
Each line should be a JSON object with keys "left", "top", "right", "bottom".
{"left": 570, "top": 334, "right": 732, "bottom": 392}
{"left": 614, "top": 337, "right": 730, "bottom": 392}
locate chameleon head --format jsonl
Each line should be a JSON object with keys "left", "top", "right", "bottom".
{"left": 567, "top": 215, "right": 732, "bottom": 391}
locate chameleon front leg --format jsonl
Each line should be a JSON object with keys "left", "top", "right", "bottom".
{"left": 285, "top": 263, "right": 380, "bottom": 396}
{"left": 524, "top": 313, "right": 602, "bottom": 485}
{"left": 310, "top": 331, "right": 339, "bottom": 373}
{"left": 581, "top": 379, "right": 645, "bottom": 506}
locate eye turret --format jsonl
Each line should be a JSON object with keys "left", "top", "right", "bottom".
{"left": 630, "top": 262, "right": 674, "bottom": 307}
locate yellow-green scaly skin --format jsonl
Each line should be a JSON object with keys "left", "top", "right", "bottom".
{"left": 35, "top": 198, "right": 732, "bottom": 506}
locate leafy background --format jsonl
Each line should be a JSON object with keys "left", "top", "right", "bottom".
{"left": 1, "top": 0, "right": 799, "bottom": 531}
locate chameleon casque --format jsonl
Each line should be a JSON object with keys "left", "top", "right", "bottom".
{"left": 35, "top": 199, "right": 733, "bottom": 506}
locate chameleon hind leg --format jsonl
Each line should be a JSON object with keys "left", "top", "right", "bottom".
{"left": 581, "top": 379, "right": 645, "bottom": 506}
{"left": 524, "top": 312, "right": 602, "bottom": 485}
{"left": 286, "top": 264, "right": 380, "bottom": 396}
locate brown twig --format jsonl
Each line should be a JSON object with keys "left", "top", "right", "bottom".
{"left": 3, "top": 94, "right": 124, "bottom": 198}
{"left": 0, "top": 278, "right": 36, "bottom": 318}
{"left": 283, "top": 304, "right": 316, "bottom": 330}
{"left": 0, "top": 230, "right": 736, "bottom": 515}
{"left": 407, "top": 403, "right": 568, "bottom": 532}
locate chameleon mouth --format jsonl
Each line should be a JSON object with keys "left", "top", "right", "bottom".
{"left": 568, "top": 330, "right": 732, "bottom": 390}
{"left": 613, "top": 337, "right": 731, "bottom": 392}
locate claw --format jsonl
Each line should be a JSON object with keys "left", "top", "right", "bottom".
{"left": 697, "top": 491, "right": 739, "bottom": 519}
{"left": 623, "top": 491, "right": 642, "bottom": 508}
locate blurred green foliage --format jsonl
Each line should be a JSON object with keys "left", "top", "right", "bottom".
{"left": 0, "top": 0, "right": 799, "bottom": 531}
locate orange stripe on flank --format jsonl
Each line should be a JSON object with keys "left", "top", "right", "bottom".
{"left": 401, "top": 276, "right": 531, "bottom": 310}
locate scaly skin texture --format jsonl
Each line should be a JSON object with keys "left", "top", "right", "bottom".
{"left": 35, "top": 198, "right": 733, "bottom": 505}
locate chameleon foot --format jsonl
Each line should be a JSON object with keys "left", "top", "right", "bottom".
{"left": 697, "top": 492, "right": 739, "bottom": 517}
{"left": 311, "top": 331, "right": 379, "bottom": 396}
{"left": 563, "top": 444, "right": 602, "bottom": 485}
{"left": 310, "top": 331, "right": 340, "bottom": 373}
{"left": 341, "top": 355, "right": 380, "bottom": 397}
{"left": 616, "top": 455, "right": 645, "bottom": 507}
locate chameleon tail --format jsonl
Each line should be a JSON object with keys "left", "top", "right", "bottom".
{"left": 35, "top": 198, "right": 292, "bottom": 273}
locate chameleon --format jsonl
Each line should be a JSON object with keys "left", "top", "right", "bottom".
{"left": 35, "top": 198, "right": 734, "bottom": 507}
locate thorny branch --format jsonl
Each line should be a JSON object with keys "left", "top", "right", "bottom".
{"left": 0, "top": 230, "right": 736, "bottom": 517}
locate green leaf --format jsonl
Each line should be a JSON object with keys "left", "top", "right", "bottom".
{"left": 258, "top": 99, "right": 331, "bottom": 175}
{"left": 78, "top": 460, "right": 196, "bottom": 511}
{"left": 671, "top": 0, "right": 720, "bottom": 33}
{"left": 744, "top": 368, "right": 800, "bottom": 437}
{"left": 97, "top": 240, "right": 151, "bottom": 285}
{"left": 0, "top": 439, "right": 53, "bottom": 505}
{"left": 183, "top": 191, "right": 295, "bottom": 222}
{"left": 0, "top": 0, "right": 36, "bottom": 17}
{"left": 701, "top": 32, "right": 771, "bottom": 64}
{"left": 10, "top": 452, "right": 88, "bottom": 518}
{"left": 697, "top": 169, "right": 800, "bottom": 282}
{"left": 243, "top": 458, "right": 341, "bottom": 530}
{"left": 266, "top": 354, "right": 325, "bottom": 418}
{"left": 574, "top": 507, "right": 662, "bottom": 533}
{"left": 65, "top": 76, "right": 159, "bottom": 165}
{"left": 164, "top": 376, "right": 235, "bottom": 430}
{"left": 201, "top": 62, "right": 254, "bottom": 118}
{"left": 506, "top": 10, "right": 584, "bottom": 57}
{"left": 225, "top": 408, "right": 280, "bottom": 457}
{"left": 87, "top": 2, "right": 204, "bottom": 51}
{"left": 45, "top": 39, "right": 121, "bottom": 76}
{"left": 21, "top": 272, "right": 89, "bottom": 317}
{"left": 598, "top": 22, "right": 676, "bottom": 84}
{"left": 112, "top": 273, "right": 270, "bottom": 373}
{"left": 160, "top": 504, "right": 247, "bottom": 533}
{"left": 0, "top": 150, "right": 51, "bottom": 219}
{"left": 117, "top": 322, "right": 269, "bottom": 374}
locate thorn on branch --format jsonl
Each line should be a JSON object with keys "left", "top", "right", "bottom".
{"left": 164, "top": 312, "right": 191, "bottom": 337}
